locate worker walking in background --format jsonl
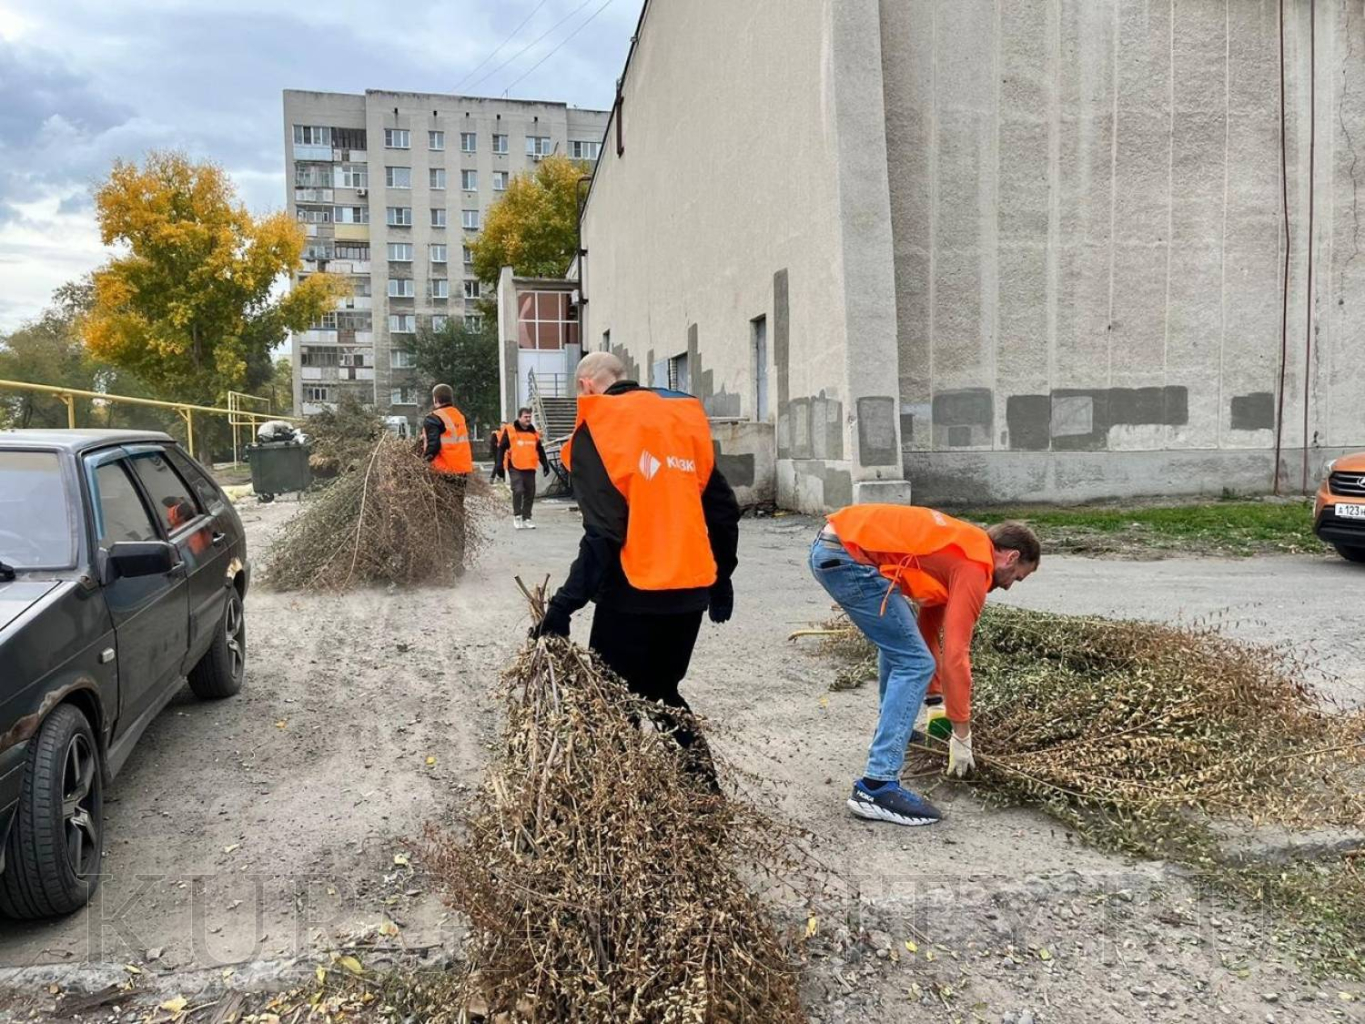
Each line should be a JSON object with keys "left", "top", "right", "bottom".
{"left": 488, "top": 423, "right": 508, "bottom": 483}
{"left": 422, "top": 383, "right": 474, "bottom": 573}
{"left": 809, "top": 505, "right": 1040, "bottom": 826}
{"left": 498, "top": 406, "right": 551, "bottom": 530}
{"left": 535, "top": 352, "right": 740, "bottom": 787}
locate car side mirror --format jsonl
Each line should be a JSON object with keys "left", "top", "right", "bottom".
{"left": 106, "top": 541, "right": 180, "bottom": 581}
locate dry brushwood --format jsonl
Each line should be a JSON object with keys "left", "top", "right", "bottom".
{"left": 423, "top": 592, "right": 811, "bottom": 1023}
{"left": 303, "top": 392, "right": 386, "bottom": 479}
{"left": 263, "top": 436, "right": 501, "bottom": 591}
{"left": 809, "top": 605, "right": 1365, "bottom": 860}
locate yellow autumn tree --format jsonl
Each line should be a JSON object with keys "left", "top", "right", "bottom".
{"left": 469, "top": 153, "right": 590, "bottom": 286}
{"left": 83, "top": 151, "right": 346, "bottom": 405}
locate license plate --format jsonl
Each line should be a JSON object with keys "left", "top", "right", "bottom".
{"left": 1336, "top": 503, "right": 1365, "bottom": 520}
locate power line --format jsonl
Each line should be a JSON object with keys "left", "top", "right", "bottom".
{"left": 502, "top": 0, "right": 618, "bottom": 95}
{"left": 466, "top": 0, "right": 598, "bottom": 93}
{"left": 453, "top": 0, "right": 551, "bottom": 93}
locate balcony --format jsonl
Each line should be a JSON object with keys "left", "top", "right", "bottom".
{"left": 296, "top": 329, "right": 337, "bottom": 344}
{"left": 294, "top": 144, "right": 333, "bottom": 161}
{"left": 339, "top": 296, "right": 372, "bottom": 311}
{"left": 295, "top": 188, "right": 334, "bottom": 203}
{"left": 354, "top": 331, "right": 374, "bottom": 344}
{"left": 334, "top": 223, "right": 369, "bottom": 242}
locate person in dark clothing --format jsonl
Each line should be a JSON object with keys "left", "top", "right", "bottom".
{"left": 421, "top": 384, "right": 473, "bottom": 573}
{"left": 497, "top": 406, "right": 551, "bottom": 528}
{"left": 487, "top": 425, "right": 507, "bottom": 483}
{"left": 534, "top": 353, "right": 741, "bottom": 787}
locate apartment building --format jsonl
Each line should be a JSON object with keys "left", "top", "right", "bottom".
{"left": 283, "top": 89, "right": 609, "bottom": 422}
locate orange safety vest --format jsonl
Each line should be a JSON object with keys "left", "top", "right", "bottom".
{"left": 826, "top": 505, "right": 994, "bottom": 609}
{"left": 562, "top": 389, "right": 718, "bottom": 591}
{"left": 507, "top": 425, "right": 542, "bottom": 471}
{"left": 430, "top": 405, "right": 473, "bottom": 475}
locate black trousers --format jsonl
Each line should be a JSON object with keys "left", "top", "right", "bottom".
{"left": 510, "top": 468, "right": 537, "bottom": 519}
{"left": 439, "top": 473, "right": 467, "bottom": 568}
{"left": 588, "top": 606, "right": 717, "bottom": 786}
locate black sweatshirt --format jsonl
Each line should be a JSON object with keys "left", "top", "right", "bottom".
{"left": 497, "top": 420, "right": 551, "bottom": 473}
{"left": 549, "top": 381, "right": 741, "bottom": 616}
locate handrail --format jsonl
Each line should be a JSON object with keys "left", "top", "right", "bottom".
{"left": 0, "top": 378, "right": 297, "bottom": 456}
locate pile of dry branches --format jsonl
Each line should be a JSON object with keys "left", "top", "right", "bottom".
{"left": 423, "top": 606, "right": 810, "bottom": 1022}
{"left": 263, "top": 436, "right": 499, "bottom": 591}
{"left": 303, "top": 392, "right": 386, "bottom": 479}
{"left": 812, "top": 606, "right": 1365, "bottom": 859}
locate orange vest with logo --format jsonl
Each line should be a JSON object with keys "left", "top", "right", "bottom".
{"left": 507, "top": 425, "right": 542, "bottom": 471}
{"left": 827, "top": 505, "right": 994, "bottom": 608}
{"left": 562, "top": 389, "right": 718, "bottom": 591}
{"left": 431, "top": 406, "right": 473, "bottom": 475}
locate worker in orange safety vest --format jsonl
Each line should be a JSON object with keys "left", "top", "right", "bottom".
{"left": 497, "top": 406, "right": 551, "bottom": 529}
{"left": 810, "top": 505, "right": 1040, "bottom": 826}
{"left": 421, "top": 383, "right": 474, "bottom": 572}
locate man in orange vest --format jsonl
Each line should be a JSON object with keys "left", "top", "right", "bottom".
{"left": 421, "top": 383, "right": 474, "bottom": 570}
{"left": 535, "top": 352, "right": 740, "bottom": 785}
{"left": 497, "top": 406, "right": 550, "bottom": 529}
{"left": 810, "top": 505, "right": 1040, "bottom": 826}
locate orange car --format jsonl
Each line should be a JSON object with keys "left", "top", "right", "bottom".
{"left": 1314, "top": 451, "right": 1365, "bottom": 563}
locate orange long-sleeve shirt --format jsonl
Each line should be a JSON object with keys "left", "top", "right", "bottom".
{"left": 913, "top": 550, "right": 989, "bottom": 723}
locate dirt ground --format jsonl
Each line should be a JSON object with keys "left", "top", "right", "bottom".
{"left": 1, "top": 495, "right": 1362, "bottom": 1022}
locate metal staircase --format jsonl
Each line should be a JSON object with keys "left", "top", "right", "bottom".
{"left": 528, "top": 370, "right": 578, "bottom": 494}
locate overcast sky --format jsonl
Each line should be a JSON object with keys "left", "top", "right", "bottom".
{"left": 0, "top": 0, "right": 642, "bottom": 332}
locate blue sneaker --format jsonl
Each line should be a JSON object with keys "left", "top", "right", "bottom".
{"left": 847, "top": 780, "right": 941, "bottom": 826}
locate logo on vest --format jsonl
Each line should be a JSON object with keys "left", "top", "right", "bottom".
{"left": 639, "top": 450, "right": 662, "bottom": 480}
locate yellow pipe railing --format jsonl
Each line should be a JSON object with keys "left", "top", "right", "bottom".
{"left": 0, "top": 378, "right": 299, "bottom": 457}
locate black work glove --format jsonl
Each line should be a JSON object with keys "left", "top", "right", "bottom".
{"left": 707, "top": 578, "right": 734, "bottom": 624}
{"left": 531, "top": 598, "right": 572, "bottom": 639}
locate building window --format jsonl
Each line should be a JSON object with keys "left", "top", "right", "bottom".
{"left": 386, "top": 206, "right": 413, "bottom": 227}
{"left": 432, "top": 315, "right": 448, "bottom": 332}
{"left": 430, "top": 168, "right": 446, "bottom": 190}
{"left": 460, "top": 132, "right": 477, "bottom": 153}
{"left": 429, "top": 130, "right": 445, "bottom": 151}
{"left": 570, "top": 140, "right": 601, "bottom": 160}
{"left": 391, "top": 349, "right": 415, "bottom": 369}
{"left": 296, "top": 206, "right": 332, "bottom": 224}
{"left": 311, "top": 311, "right": 338, "bottom": 330}
{"left": 351, "top": 277, "right": 372, "bottom": 297}
{"left": 293, "top": 125, "right": 332, "bottom": 146}
{"left": 304, "top": 243, "right": 332, "bottom": 261}
{"left": 526, "top": 136, "right": 551, "bottom": 157}
{"left": 431, "top": 244, "right": 448, "bottom": 264}
{"left": 492, "top": 133, "right": 508, "bottom": 154}
{"left": 339, "top": 164, "right": 368, "bottom": 188}
{"left": 462, "top": 245, "right": 474, "bottom": 265}
{"left": 336, "top": 243, "right": 370, "bottom": 261}
{"left": 462, "top": 209, "right": 479, "bottom": 230}
{"left": 668, "top": 353, "right": 691, "bottom": 393}
{"left": 517, "top": 290, "right": 578, "bottom": 351}
{"left": 387, "top": 278, "right": 415, "bottom": 298}
{"left": 389, "top": 314, "right": 416, "bottom": 334}
{"left": 465, "top": 315, "right": 484, "bottom": 331}
{"left": 431, "top": 208, "right": 447, "bottom": 228}
{"left": 461, "top": 169, "right": 477, "bottom": 191}
{"left": 431, "top": 278, "right": 449, "bottom": 298}
{"left": 390, "top": 387, "right": 416, "bottom": 406}
{"left": 492, "top": 171, "right": 508, "bottom": 191}
{"left": 293, "top": 165, "right": 333, "bottom": 187}
{"left": 336, "top": 311, "right": 372, "bottom": 330}
{"left": 300, "top": 346, "right": 339, "bottom": 367}
{"left": 387, "top": 243, "right": 413, "bottom": 262}
{"left": 339, "top": 348, "right": 370, "bottom": 368}
{"left": 464, "top": 279, "right": 481, "bottom": 299}
{"left": 334, "top": 206, "right": 368, "bottom": 224}
{"left": 304, "top": 385, "right": 334, "bottom": 403}
{"left": 384, "top": 128, "right": 410, "bottom": 149}
{"left": 385, "top": 166, "right": 411, "bottom": 188}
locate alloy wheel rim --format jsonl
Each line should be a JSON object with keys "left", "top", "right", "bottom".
{"left": 225, "top": 595, "right": 245, "bottom": 681}
{"left": 62, "top": 733, "right": 100, "bottom": 879}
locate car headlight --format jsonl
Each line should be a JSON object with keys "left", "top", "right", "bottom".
{"left": 1324, "top": 458, "right": 1338, "bottom": 479}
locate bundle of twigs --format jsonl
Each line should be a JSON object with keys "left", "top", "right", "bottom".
{"left": 303, "top": 392, "right": 387, "bottom": 479}
{"left": 423, "top": 587, "right": 810, "bottom": 1023}
{"left": 809, "top": 606, "right": 1365, "bottom": 860}
{"left": 263, "top": 436, "right": 499, "bottom": 591}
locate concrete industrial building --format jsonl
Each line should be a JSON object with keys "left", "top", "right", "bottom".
{"left": 578, "top": 0, "right": 1364, "bottom": 509}
{"left": 283, "top": 89, "right": 608, "bottom": 423}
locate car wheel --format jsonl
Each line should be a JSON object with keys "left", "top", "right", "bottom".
{"left": 1334, "top": 544, "right": 1365, "bottom": 564}
{"left": 0, "top": 705, "right": 104, "bottom": 918}
{"left": 256, "top": 492, "right": 274, "bottom": 503}
{"left": 188, "top": 586, "right": 246, "bottom": 699}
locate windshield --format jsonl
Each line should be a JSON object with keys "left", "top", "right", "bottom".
{"left": 0, "top": 451, "right": 76, "bottom": 569}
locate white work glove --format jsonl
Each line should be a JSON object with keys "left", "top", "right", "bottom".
{"left": 946, "top": 730, "right": 975, "bottom": 778}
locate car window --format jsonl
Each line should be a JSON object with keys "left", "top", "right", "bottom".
{"left": 165, "top": 448, "right": 223, "bottom": 511}
{"left": 128, "top": 452, "right": 199, "bottom": 534}
{"left": 94, "top": 462, "right": 157, "bottom": 547}
{"left": 0, "top": 451, "right": 76, "bottom": 568}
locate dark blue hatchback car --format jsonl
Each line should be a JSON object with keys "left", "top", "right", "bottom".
{"left": 0, "top": 430, "right": 248, "bottom": 918}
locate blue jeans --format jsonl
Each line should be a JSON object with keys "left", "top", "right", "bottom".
{"left": 809, "top": 532, "right": 936, "bottom": 782}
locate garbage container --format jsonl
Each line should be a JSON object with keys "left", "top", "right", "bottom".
{"left": 244, "top": 441, "right": 311, "bottom": 502}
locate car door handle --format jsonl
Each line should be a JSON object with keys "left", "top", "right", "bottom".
{"left": 212, "top": 532, "right": 227, "bottom": 547}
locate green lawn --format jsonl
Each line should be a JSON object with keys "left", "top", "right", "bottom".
{"left": 950, "top": 498, "right": 1325, "bottom": 557}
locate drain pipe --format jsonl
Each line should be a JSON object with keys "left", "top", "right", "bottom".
{"left": 1272, "top": 0, "right": 1291, "bottom": 495}
{"left": 1300, "top": 0, "right": 1317, "bottom": 494}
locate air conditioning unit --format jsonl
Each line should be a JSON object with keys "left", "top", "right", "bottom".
{"left": 356, "top": 187, "right": 368, "bottom": 197}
